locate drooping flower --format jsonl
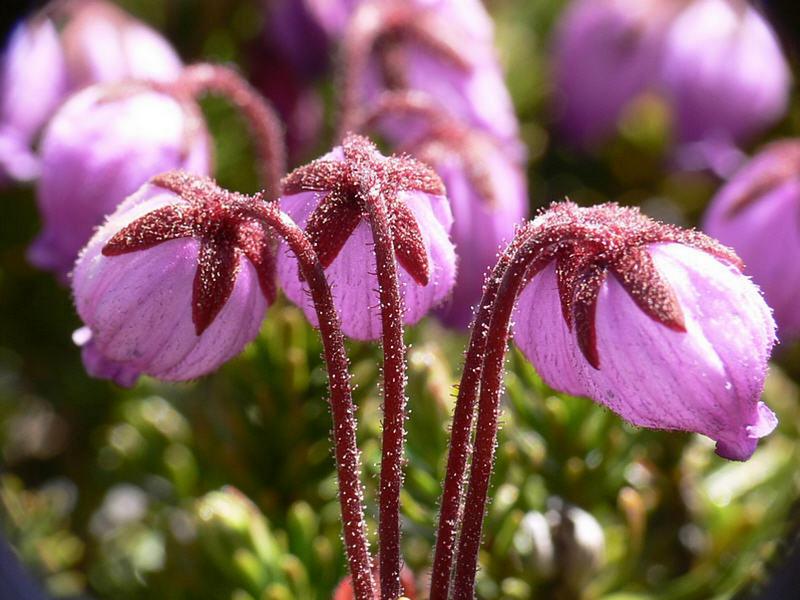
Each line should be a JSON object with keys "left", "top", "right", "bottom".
{"left": 512, "top": 202, "right": 777, "bottom": 461}
{"left": 703, "top": 140, "right": 800, "bottom": 341}
{"left": 28, "top": 82, "right": 211, "bottom": 282}
{"left": 0, "top": 0, "right": 182, "bottom": 183}
{"left": 72, "top": 172, "right": 277, "bottom": 386}
{"left": 0, "top": 18, "right": 67, "bottom": 183}
{"left": 551, "top": 0, "right": 790, "bottom": 153}
{"left": 660, "top": 0, "right": 790, "bottom": 146}
{"left": 277, "top": 133, "right": 456, "bottom": 340}
{"left": 551, "top": 0, "right": 671, "bottom": 148}
{"left": 340, "top": 0, "right": 519, "bottom": 143}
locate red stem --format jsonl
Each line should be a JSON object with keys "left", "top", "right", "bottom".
{"left": 250, "top": 202, "right": 374, "bottom": 600}
{"left": 361, "top": 172, "right": 408, "bottom": 600}
{"left": 428, "top": 229, "right": 531, "bottom": 599}
{"left": 180, "top": 63, "right": 286, "bottom": 199}
{"left": 451, "top": 230, "right": 540, "bottom": 599}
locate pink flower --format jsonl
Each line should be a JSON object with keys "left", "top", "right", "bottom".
{"left": 512, "top": 202, "right": 777, "bottom": 461}
{"left": 28, "top": 82, "right": 210, "bottom": 282}
{"left": 551, "top": 0, "right": 790, "bottom": 153}
{"left": 660, "top": 0, "right": 790, "bottom": 145}
{"left": 551, "top": 0, "right": 670, "bottom": 148}
{"left": 0, "top": 0, "right": 182, "bottom": 183}
{"left": 703, "top": 140, "right": 800, "bottom": 341}
{"left": 72, "top": 172, "right": 277, "bottom": 386}
{"left": 277, "top": 134, "right": 456, "bottom": 340}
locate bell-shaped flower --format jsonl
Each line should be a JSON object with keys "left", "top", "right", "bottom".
{"left": 551, "top": 0, "right": 672, "bottom": 148}
{"left": 72, "top": 172, "right": 277, "bottom": 386}
{"left": 512, "top": 202, "right": 777, "bottom": 461}
{"left": 277, "top": 133, "right": 456, "bottom": 340}
{"left": 0, "top": 0, "right": 182, "bottom": 183}
{"left": 660, "top": 0, "right": 790, "bottom": 146}
{"left": 340, "top": 0, "right": 518, "bottom": 144}
{"left": 703, "top": 140, "right": 800, "bottom": 341}
{"left": 551, "top": 0, "right": 790, "bottom": 154}
{"left": 28, "top": 82, "right": 211, "bottom": 282}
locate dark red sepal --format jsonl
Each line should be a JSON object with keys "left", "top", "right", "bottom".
{"left": 102, "top": 171, "right": 278, "bottom": 336}
{"left": 102, "top": 205, "right": 197, "bottom": 256}
{"left": 390, "top": 200, "right": 430, "bottom": 285}
{"left": 192, "top": 238, "right": 240, "bottom": 335}
{"left": 281, "top": 134, "right": 445, "bottom": 284}
{"left": 304, "top": 192, "right": 364, "bottom": 268}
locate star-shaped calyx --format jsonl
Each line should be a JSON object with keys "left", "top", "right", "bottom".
{"left": 102, "top": 171, "right": 277, "bottom": 335}
{"left": 281, "top": 133, "right": 445, "bottom": 286}
{"left": 522, "top": 202, "right": 742, "bottom": 368}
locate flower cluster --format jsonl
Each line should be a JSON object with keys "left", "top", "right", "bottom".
{"left": 0, "top": 0, "right": 181, "bottom": 183}
{"left": 553, "top": 0, "right": 790, "bottom": 158}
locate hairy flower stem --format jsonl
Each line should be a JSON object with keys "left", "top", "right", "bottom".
{"left": 361, "top": 175, "right": 408, "bottom": 600}
{"left": 249, "top": 202, "right": 374, "bottom": 600}
{"left": 451, "top": 229, "right": 540, "bottom": 599}
{"left": 428, "top": 228, "right": 532, "bottom": 600}
{"left": 180, "top": 63, "right": 286, "bottom": 199}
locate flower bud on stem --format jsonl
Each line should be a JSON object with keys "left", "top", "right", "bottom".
{"left": 178, "top": 63, "right": 286, "bottom": 198}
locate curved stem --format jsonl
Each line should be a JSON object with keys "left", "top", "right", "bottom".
{"left": 180, "top": 63, "right": 286, "bottom": 199}
{"left": 451, "top": 231, "right": 541, "bottom": 599}
{"left": 250, "top": 202, "right": 374, "bottom": 600}
{"left": 336, "top": 5, "right": 384, "bottom": 140}
{"left": 362, "top": 174, "right": 408, "bottom": 600}
{"left": 428, "top": 228, "right": 532, "bottom": 600}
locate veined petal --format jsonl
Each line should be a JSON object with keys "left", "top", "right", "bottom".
{"left": 582, "top": 243, "right": 776, "bottom": 460}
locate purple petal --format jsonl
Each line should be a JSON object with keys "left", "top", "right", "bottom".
{"left": 29, "top": 86, "right": 210, "bottom": 282}
{"left": 704, "top": 165, "right": 800, "bottom": 341}
{"left": 278, "top": 189, "right": 455, "bottom": 340}
{"left": 660, "top": 0, "right": 790, "bottom": 144}
{"left": 551, "top": 0, "right": 666, "bottom": 148}
{"left": 513, "top": 244, "right": 777, "bottom": 460}
{"left": 585, "top": 243, "right": 776, "bottom": 460}
{"left": 0, "top": 19, "right": 68, "bottom": 147}
{"left": 512, "top": 263, "right": 590, "bottom": 398}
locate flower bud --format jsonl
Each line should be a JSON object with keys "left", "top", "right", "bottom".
{"left": 551, "top": 0, "right": 670, "bottom": 148}
{"left": 0, "top": 0, "right": 182, "bottom": 183}
{"left": 512, "top": 202, "right": 777, "bottom": 461}
{"left": 28, "top": 82, "right": 210, "bottom": 282}
{"left": 277, "top": 134, "right": 456, "bottom": 340}
{"left": 703, "top": 140, "right": 800, "bottom": 341}
{"left": 343, "top": 0, "right": 518, "bottom": 143}
{"left": 72, "top": 172, "right": 277, "bottom": 386}
{"left": 660, "top": 0, "right": 789, "bottom": 145}
{"left": 551, "top": 0, "right": 790, "bottom": 151}
{"left": 0, "top": 18, "right": 67, "bottom": 182}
